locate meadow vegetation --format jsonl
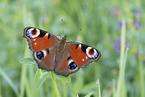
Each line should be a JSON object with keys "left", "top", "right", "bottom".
{"left": 0, "top": 0, "right": 145, "bottom": 97}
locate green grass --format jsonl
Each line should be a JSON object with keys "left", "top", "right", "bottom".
{"left": 0, "top": 0, "right": 145, "bottom": 97}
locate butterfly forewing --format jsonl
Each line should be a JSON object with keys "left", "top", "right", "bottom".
{"left": 24, "top": 27, "right": 59, "bottom": 52}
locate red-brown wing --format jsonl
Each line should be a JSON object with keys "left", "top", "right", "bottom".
{"left": 24, "top": 27, "right": 101, "bottom": 77}
{"left": 54, "top": 45, "right": 79, "bottom": 77}
{"left": 68, "top": 43, "right": 101, "bottom": 67}
{"left": 24, "top": 27, "right": 59, "bottom": 71}
{"left": 33, "top": 47, "right": 56, "bottom": 71}
{"left": 23, "top": 27, "right": 59, "bottom": 52}
{"left": 54, "top": 42, "right": 101, "bottom": 77}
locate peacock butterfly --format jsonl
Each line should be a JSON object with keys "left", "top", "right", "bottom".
{"left": 23, "top": 27, "right": 101, "bottom": 77}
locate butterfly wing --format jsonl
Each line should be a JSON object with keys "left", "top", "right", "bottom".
{"left": 24, "top": 27, "right": 101, "bottom": 77}
{"left": 68, "top": 42, "right": 101, "bottom": 67}
{"left": 54, "top": 42, "right": 101, "bottom": 77}
{"left": 23, "top": 27, "right": 59, "bottom": 52}
{"left": 33, "top": 47, "right": 56, "bottom": 71}
{"left": 24, "top": 27, "right": 59, "bottom": 71}
{"left": 54, "top": 47, "right": 80, "bottom": 77}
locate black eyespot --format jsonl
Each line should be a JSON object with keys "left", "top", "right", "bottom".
{"left": 48, "top": 34, "right": 50, "bottom": 39}
{"left": 26, "top": 31, "right": 30, "bottom": 37}
{"left": 81, "top": 44, "right": 88, "bottom": 54}
{"left": 69, "top": 62, "right": 77, "bottom": 70}
{"left": 67, "top": 56, "right": 71, "bottom": 61}
{"left": 76, "top": 44, "right": 79, "bottom": 49}
{"left": 46, "top": 49, "right": 49, "bottom": 54}
{"left": 38, "top": 30, "right": 46, "bottom": 37}
{"left": 36, "top": 51, "right": 44, "bottom": 60}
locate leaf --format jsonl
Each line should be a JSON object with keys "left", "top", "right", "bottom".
{"left": 54, "top": 73, "right": 71, "bottom": 83}
{"left": 78, "top": 82, "right": 97, "bottom": 94}
{"left": 34, "top": 69, "right": 50, "bottom": 87}
{"left": 85, "top": 91, "right": 94, "bottom": 97}
{"left": 19, "top": 58, "right": 35, "bottom": 65}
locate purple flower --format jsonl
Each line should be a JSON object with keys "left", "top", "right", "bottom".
{"left": 133, "top": 21, "right": 142, "bottom": 29}
{"left": 134, "top": 11, "right": 142, "bottom": 19}
{"left": 111, "top": 6, "right": 121, "bottom": 18}
{"left": 117, "top": 21, "right": 128, "bottom": 31}
{"left": 114, "top": 38, "right": 121, "bottom": 51}
{"left": 114, "top": 37, "right": 131, "bottom": 52}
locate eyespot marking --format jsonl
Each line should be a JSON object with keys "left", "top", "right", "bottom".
{"left": 38, "top": 29, "right": 46, "bottom": 37}
{"left": 67, "top": 56, "right": 78, "bottom": 70}
{"left": 31, "top": 28, "right": 37, "bottom": 35}
{"left": 68, "top": 59, "right": 74, "bottom": 65}
{"left": 81, "top": 44, "right": 88, "bottom": 54}
{"left": 35, "top": 50, "right": 48, "bottom": 60}
{"left": 89, "top": 49, "right": 94, "bottom": 55}
{"left": 76, "top": 44, "right": 79, "bottom": 49}
{"left": 67, "top": 56, "right": 71, "bottom": 61}
{"left": 36, "top": 51, "right": 44, "bottom": 60}
{"left": 46, "top": 49, "right": 49, "bottom": 54}
{"left": 69, "top": 62, "right": 77, "bottom": 70}
{"left": 86, "top": 47, "right": 98, "bottom": 59}
{"left": 26, "top": 28, "right": 40, "bottom": 38}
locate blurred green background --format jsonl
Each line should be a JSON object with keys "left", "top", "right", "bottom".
{"left": 0, "top": 0, "right": 145, "bottom": 97}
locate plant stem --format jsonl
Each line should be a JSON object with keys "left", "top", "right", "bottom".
{"left": 51, "top": 72, "right": 60, "bottom": 97}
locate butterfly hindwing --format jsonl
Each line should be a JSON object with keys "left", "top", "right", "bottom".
{"left": 54, "top": 46, "right": 80, "bottom": 77}
{"left": 33, "top": 47, "right": 56, "bottom": 71}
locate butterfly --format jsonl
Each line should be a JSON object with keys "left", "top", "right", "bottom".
{"left": 23, "top": 27, "right": 101, "bottom": 77}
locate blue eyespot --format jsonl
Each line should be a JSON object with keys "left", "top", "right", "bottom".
{"left": 26, "top": 30, "right": 30, "bottom": 37}
{"left": 36, "top": 51, "right": 44, "bottom": 60}
{"left": 69, "top": 62, "right": 77, "bottom": 70}
{"left": 94, "top": 51, "right": 98, "bottom": 58}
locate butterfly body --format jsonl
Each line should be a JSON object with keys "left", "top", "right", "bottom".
{"left": 24, "top": 27, "right": 101, "bottom": 77}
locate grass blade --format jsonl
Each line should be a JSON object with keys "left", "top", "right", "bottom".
{"left": 0, "top": 68, "right": 19, "bottom": 97}
{"left": 116, "top": 19, "right": 128, "bottom": 97}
